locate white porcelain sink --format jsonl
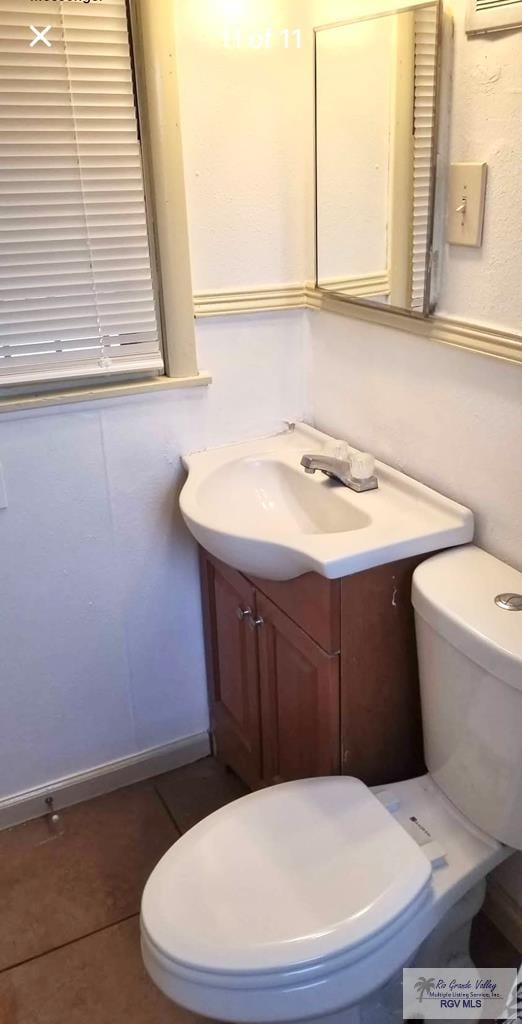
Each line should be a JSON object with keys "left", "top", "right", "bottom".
{"left": 180, "top": 424, "right": 474, "bottom": 581}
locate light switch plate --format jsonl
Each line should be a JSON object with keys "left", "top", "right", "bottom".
{"left": 0, "top": 462, "right": 7, "bottom": 510}
{"left": 447, "top": 162, "right": 488, "bottom": 247}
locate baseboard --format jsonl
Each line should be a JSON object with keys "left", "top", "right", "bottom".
{"left": 483, "top": 880, "right": 522, "bottom": 953}
{"left": 0, "top": 732, "right": 211, "bottom": 832}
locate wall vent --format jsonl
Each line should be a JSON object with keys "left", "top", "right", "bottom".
{"left": 466, "top": 0, "right": 522, "bottom": 34}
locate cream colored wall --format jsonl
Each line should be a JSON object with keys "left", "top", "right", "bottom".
{"left": 0, "top": 314, "right": 308, "bottom": 807}
{"left": 180, "top": 0, "right": 522, "bottom": 333}
{"left": 437, "top": 2, "right": 522, "bottom": 331}
{"left": 175, "top": 0, "right": 312, "bottom": 291}
{"left": 316, "top": 18, "right": 393, "bottom": 281}
{"left": 175, "top": 0, "right": 430, "bottom": 295}
{"left": 310, "top": 0, "right": 430, "bottom": 22}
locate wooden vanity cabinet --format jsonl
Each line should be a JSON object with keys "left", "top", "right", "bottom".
{"left": 199, "top": 557, "right": 262, "bottom": 789}
{"left": 200, "top": 547, "right": 427, "bottom": 791}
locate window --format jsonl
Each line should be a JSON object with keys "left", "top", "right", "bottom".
{"left": 0, "top": 0, "right": 163, "bottom": 389}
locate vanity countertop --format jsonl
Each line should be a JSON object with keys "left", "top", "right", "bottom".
{"left": 180, "top": 424, "right": 474, "bottom": 581}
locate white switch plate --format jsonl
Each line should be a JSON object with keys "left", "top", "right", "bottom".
{"left": 447, "top": 162, "right": 488, "bottom": 247}
{"left": 0, "top": 462, "right": 7, "bottom": 510}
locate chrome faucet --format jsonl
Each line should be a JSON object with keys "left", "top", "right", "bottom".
{"left": 300, "top": 449, "right": 378, "bottom": 493}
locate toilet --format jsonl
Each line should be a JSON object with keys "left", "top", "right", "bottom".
{"left": 141, "top": 545, "right": 522, "bottom": 1024}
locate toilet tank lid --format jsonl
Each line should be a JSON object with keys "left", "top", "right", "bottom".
{"left": 412, "top": 546, "right": 522, "bottom": 692}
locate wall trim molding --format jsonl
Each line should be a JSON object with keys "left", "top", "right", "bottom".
{"left": 0, "top": 731, "right": 211, "bottom": 832}
{"left": 193, "top": 280, "right": 522, "bottom": 365}
{"left": 192, "top": 280, "right": 522, "bottom": 364}
{"left": 310, "top": 286, "right": 522, "bottom": 365}
{"left": 484, "top": 880, "right": 522, "bottom": 953}
{"left": 194, "top": 284, "right": 307, "bottom": 317}
{"left": 317, "top": 271, "right": 390, "bottom": 299}
{"left": 193, "top": 275, "right": 389, "bottom": 317}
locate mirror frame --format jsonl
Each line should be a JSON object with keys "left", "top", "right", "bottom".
{"left": 314, "top": 0, "right": 443, "bottom": 320}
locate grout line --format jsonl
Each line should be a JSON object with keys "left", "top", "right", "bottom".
{"left": 0, "top": 912, "right": 140, "bottom": 977}
{"left": 0, "top": 768, "right": 195, "bottom": 980}
{"left": 151, "top": 780, "right": 186, "bottom": 835}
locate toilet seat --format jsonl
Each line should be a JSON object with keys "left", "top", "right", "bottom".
{"left": 141, "top": 887, "right": 432, "bottom": 1024}
{"left": 141, "top": 774, "right": 508, "bottom": 1023}
{"left": 141, "top": 777, "right": 432, "bottom": 976}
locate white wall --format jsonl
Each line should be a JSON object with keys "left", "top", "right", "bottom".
{"left": 308, "top": 312, "right": 522, "bottom": 567}
{"left": 175, "top": 0, "right": 311, "bottom": 291}
{"left": 437, "top": 2, "right": 522, "bottom": 331}
{"left": 316, "top": 17, "right": 392, "bottom": 281}
{"left": 0, "top": 313, "right": 307, "bottom": 801}
{"left": 177, "top": 0, "right": 522, "bottom": 323}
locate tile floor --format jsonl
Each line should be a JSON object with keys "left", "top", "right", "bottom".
{"left": 0, "top": 757, "right": 518, "bottom": 1024}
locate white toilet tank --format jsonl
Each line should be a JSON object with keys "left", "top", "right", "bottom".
{"left": 412, "top": 545, "right": 522, "bottom": 850}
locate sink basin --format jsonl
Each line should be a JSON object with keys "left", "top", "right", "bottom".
{"left": 180, "top": 424, "right": 474, "bottom": 581}
{"left": 196, "top": 458, "right": 372, "bottom": 536}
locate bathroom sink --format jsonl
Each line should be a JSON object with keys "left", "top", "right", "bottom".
{"left": 196, "top": 458, "right": 372, "bottom": 536}
{"left": 180, "top": 424, "right": 474, "bottom": 580}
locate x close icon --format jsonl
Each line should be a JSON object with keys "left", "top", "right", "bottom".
{"left": 29, "top": 26, "right": 52, "bottom": 48}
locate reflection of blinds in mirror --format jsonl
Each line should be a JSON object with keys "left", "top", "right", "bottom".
{"left": 467, "top": 0, "right": 522, "bottom": 34}
{"left": 476, "top": 0, "right": 521, "bottom": 6}
{"left": 411, "top": 8, "right": 438, "bottom": 311}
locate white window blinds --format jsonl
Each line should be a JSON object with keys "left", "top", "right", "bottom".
{"left": 0, "top": 0, "right": 163, "bottom": 387}
{"left": 411, "top": 6, "right": 438, "bottom": 312}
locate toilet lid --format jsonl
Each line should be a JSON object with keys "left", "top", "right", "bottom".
{"left": 141, "top": 777, "right": 432, "bottom": 974}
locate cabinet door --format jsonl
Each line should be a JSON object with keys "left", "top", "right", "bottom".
{"left": 248, "top": 572, "right": 341, "bottom": 653}
{"left": 340, "top": 556, "right": 426, "bottom": 785}
{"left": 256, "top": 592, "right": 340, "bottom": 785}
{"left": 200, "top": 553, "right": 262, "bottom": 789}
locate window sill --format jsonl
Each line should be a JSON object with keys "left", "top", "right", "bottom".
{"left": 0, "top": 372, "right": 212, "bottom": 416}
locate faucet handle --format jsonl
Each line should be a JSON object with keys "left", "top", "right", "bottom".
{"left": 349, "top": 452, "right": 376, "bottom": 481}
{"left": 326, "top": 439, "right": 350, "bottom": 460}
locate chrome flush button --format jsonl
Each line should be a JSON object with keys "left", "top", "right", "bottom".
{"left": 495, "top": 593, "right": 522, "bottom": 611}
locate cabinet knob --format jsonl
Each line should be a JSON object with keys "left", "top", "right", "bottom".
{"left": 236, "top": 606, "right": 252, "bottom": 621}
{"left": 247, "top": 614, "right": 264, "bottom": 631}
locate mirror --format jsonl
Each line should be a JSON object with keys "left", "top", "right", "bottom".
{"left": 315, "top": 2, "right": 441, "bottom": 316}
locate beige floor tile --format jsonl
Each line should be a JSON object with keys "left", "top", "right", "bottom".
{"left": 0, "top": 783, "right": 178, "bottom": 971}
{"left": 155, "top": 757, "right": 248, "bottom": 833}
{"left": 0, "top": 917, "right": 213, "bottom": 1024}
